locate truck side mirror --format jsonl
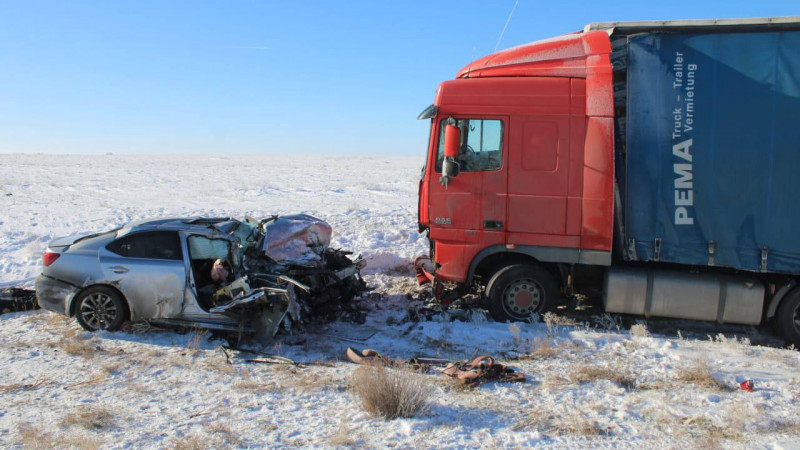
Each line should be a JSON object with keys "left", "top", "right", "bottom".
{"left": 443, "top": 124, "right": 460, "bottom": 159}
{"left": 440, "top": 123, "right": 461, "bottom": 186}
{"left": 442, "top": 158, "right": 460, "bottom": 179}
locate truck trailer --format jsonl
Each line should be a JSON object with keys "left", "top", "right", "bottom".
{"left": 415, "top": 17, "right": 800, "bottom": 347}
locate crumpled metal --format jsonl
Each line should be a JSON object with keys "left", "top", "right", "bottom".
{"left": 260, "top": 214, "right": 332, "bottom": 267}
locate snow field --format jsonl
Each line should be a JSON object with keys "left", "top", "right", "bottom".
{"left": 1, "top": 154, "right": 799, "bottom": 448}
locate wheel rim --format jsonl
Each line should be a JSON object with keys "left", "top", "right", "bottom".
{"left": 79, "top": 292, "right": 118, "bottom": 330}
{"left": 501, "top": 278, "right": 543, "bottom": 319}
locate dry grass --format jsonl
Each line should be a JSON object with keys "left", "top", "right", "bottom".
{"left": 327, "top": 414, "right": 358, "bottom": 446}
{"left": 630, "top": 322, "right": 650, "bottom": 338}
{"left": 171, "top": 434, "right": 210, "bottom": 450}
{"left": 291, "top": 369, "right": 343, "bottom": 391}
{"left": 232, "top": 367, "right": 278, "bottom": 392}
{"left": 187, "top": 328, "right": 209, "bottom": 353}
{"left": 350, "top": 365, "right": 432, "bottom": 419}
{"left": 524, "top": 337, "right": 560, "bottom": 360}
{"left": 569, "top": 365, "right": 637, "bottom": 390}
{"left": 0, "top": 377, "right": 50, "bottom": 394}
{"left": 675, "top": 360, "right": 734, "bottom": 391}
{"left": 543, "top": 312, "right": 581, "bottom": 337}
{"left": 56, "top": 328, "right": 98, "bottom": 358}
{"left": 18, "top": 423, "right": 102, "bottom": 450}
{"left": 63, "top": 373, "right": 108, "bottom": 391}
{"left": 60, "top": 406, "right": 115, "bottom": 431}
{"left": 679, "top": 414, "right": 744, "bottom": 441}
{"left": 515, "top": 404, "right": 611, "bottom": 436}
{"left": 204, "top": 422, "right": 244, "bottom": 447}
{"left": 770, "top": 420, "right": 800, "bottom": 435}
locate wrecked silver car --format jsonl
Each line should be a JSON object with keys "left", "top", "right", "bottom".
{"left": 35, "top": 214, "right": 365, "bottom": 340}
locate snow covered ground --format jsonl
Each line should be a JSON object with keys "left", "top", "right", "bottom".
{"left": 1, "top": 154, "right": 799, "bottom": 448}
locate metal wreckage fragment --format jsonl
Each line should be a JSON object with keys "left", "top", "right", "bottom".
{"left": 209, "top": 214, "right": 366, "bottom": 341}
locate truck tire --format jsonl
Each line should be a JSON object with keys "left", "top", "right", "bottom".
{"left": 485, "top": 264, "right": 559, "bottom": 322}
{"left": 775, "top": 288, "right": 800, "bottom": 348}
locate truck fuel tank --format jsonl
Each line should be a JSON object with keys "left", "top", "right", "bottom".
{"left": 603, "top": 267, "right": 765, "bottom": 325}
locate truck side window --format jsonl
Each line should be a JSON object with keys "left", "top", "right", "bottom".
{"left": 435, "top": 119, "right": 503, "bottom": 172}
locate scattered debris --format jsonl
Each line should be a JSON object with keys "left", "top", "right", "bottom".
{"left": 0, "top": 287, "right": 37, "bottom": 314}
{"left": 344, "top": 347, "right": 524, "bottom": 387}
{"left": 441, "top": 355, "right": 525, "bottom": 387}
{"left": 740, "top": 379, "right": 754, "bottom": 392}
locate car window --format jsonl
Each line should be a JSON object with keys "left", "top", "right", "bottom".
{"left": 435, "top": 118, "right": 503, "bottom": 172}
{"left": 187, "top": 235, "right": 231, "bottom": 260}
{"left": 107, "top": 231, "right": 183, "bottom": 260}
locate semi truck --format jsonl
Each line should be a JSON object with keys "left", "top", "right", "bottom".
{"left": 414, "top": 17, "right": 800, "bottom": 347}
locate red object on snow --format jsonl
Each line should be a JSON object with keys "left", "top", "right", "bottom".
{"left": 740, "top": 380, "right": 754, "bottom": 392}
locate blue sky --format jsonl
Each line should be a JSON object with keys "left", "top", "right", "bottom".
{"left": 1, "top": 1, "right": 797, "bottom": 155}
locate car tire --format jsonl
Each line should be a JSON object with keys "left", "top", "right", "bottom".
{"left": 775, "top": 288, "right": 800, "bottom": 348}
{"left": 485, "top": 264, "right": 559, "bottom": 322}
{"left": 74, "top": 286, "right": 127, "bottom": 332}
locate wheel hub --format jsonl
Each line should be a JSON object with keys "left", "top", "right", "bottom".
{"left": 80, "top": 293, "right": 117, "bottom": 330}
{"left": 503, "top": 279, "right": 541, "bottom": 317}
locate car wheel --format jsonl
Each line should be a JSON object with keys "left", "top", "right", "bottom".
{"left": 75, "top": 286, "right": 127, "bottom": 332}
{"left": 775, "top": 288, "right": 800, "bottom": 348}
{"left": 485, "top": 264, "right": 559, "bottom": 322}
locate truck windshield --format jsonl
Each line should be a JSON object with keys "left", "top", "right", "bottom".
{"left": 435, "top": 118, "right": 503, "bottom": 172}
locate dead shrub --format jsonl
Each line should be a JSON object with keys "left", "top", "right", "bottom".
{"left": 675, "top": 360, "right": 733, "bottom": 391}
{"left": 350, "top": 365, "right": 432, "bottom": 419}
{"left": 569, "top": 365, "right": 637, "bottom": 390}
{"left": 60, "top": 406, "right": 115, "bottom": 431}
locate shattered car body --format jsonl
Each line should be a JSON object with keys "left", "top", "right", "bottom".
{"left": 35, "top": 215, "right": 365, "bottom": 340}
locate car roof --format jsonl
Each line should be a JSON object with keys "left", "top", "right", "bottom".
{"left": 118, "top": 217, "right": 235, "bottom": 237}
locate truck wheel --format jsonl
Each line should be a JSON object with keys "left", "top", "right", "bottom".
{"left": 485, "top": 264, "right": 559, "bottom": 322}
{"left": 775, "top": 289, "right": 800, "bottom": 348}
{"left": 74, "top": 286, "right": 127, "bottom": 332}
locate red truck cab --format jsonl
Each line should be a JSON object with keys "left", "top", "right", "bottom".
{"left": 418, "top": 29, "right": 616, "bottom": 320}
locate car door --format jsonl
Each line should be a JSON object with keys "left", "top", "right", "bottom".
{"left": 180, "top": 233, "right": 238, "bottom": 321}
{"left": 99, "top": 231, "right": 186, "bottom": 320}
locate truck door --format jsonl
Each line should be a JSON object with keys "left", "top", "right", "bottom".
{"left": 506, "top": 115, "right": 573, "bottom": 244}
{"left": 428, "top": 116, "right": 508, "bottom": 235}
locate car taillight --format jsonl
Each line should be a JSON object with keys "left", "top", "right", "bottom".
{"left": 43, "top": 252, "right": 60, "bottom": 267}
